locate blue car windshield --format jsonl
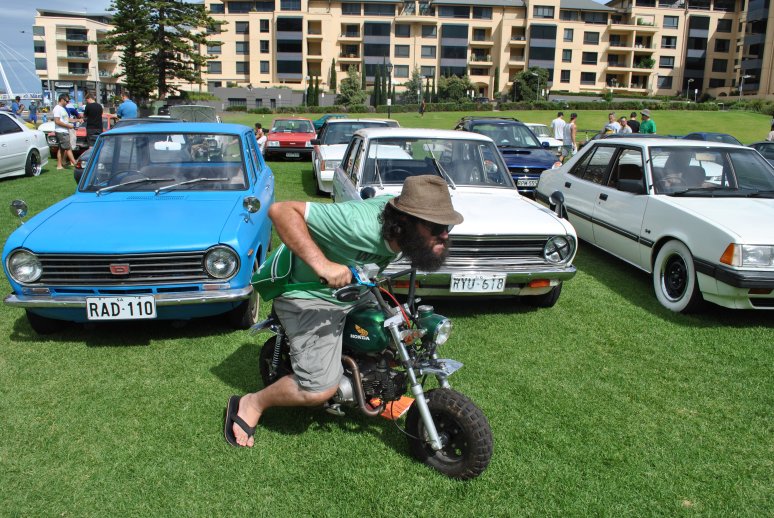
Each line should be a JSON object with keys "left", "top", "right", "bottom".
{"left": 471, "top": 123, "right": 542, "bottom": 148}
{"left": 81, "top": 132, "right": 248, "bottom": 192}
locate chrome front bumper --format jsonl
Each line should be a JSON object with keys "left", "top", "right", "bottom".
{"left": 4, "top": 286, "right": 252, "bottom": 309}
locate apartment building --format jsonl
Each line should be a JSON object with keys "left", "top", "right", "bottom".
{"left": 33, "top": 10, "right": 122, "bottom": 104}
{"left": 34, "top": 1, "right": 774, "bottom": 101}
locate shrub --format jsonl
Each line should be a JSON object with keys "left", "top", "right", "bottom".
{"left": 225, "top": 105, "right": 247, "bottom": 112}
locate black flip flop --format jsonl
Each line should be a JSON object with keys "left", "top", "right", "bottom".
{"left": 224, "top": 395, "right": 256, "bottom": 447}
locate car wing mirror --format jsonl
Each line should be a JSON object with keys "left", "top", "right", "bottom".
{"left": 549, "top": 190, "right": 567, "bottom": 219}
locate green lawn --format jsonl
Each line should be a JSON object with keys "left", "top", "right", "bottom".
{"left": 0, "top": 119, "right": 772, "bottom": 515}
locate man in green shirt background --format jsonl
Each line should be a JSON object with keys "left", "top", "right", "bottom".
{"left": 226, "top": 175, "right": 464, "bottom": 448}
{"left": 640, "top": 109, "right": 657, "bottom": 134}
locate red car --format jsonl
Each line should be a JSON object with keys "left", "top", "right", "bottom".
{"left": 45, "top": 114, "right": 115, "bottom": 157}
{"left": 264, "top": 117, "right": 316, "bottom": 160}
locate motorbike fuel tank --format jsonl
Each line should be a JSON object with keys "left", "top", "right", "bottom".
{"left": 342, "top": 304, "right": 389, "bottom": 353}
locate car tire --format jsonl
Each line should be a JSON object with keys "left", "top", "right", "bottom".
{"left": 523, "top": 282, "right": 562, "bottom": 308}
{"left": 226, "top": 259, "right": 260, "bottom": 329}
{"left": 25, "top": 150, "right": 42, "bottom": 177}
{"left": 652, "top": 240, "right": 704, "bottom": 313}
{"left": 25, "top": 310, "right": 67, "bottom": 334}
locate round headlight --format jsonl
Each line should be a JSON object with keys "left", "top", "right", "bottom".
{"left": 544, "top": 236, "right": 574, "bottom": 264}
{"left": 8, "top": 249, "right": 43, "bottom": 284}
{"left": 204, "top": 246, "right": 238, "bottom": 279}
{"left": 433, "top": 319, "right": 452, "bottom": 346}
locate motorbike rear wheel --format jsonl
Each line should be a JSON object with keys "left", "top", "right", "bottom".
{"left": 405, "top": 388, "right": 493, "bottom": 480}
{"left": 259, "top": 336, "right": 292, "bottom": 387}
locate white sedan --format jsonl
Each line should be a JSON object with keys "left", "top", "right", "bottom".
{"left": 310, "top": 118, "right": 397, "bottom": 194}
{"left": 536, "top": 137, "right": 774, "bottom": 312}
{"left": 0, "top": 111, "right": 49, "bottom": 179}
{"left": 332, "top": 128, "right": 578, "bottom": 307}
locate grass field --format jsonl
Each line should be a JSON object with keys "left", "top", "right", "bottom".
{"left": 0, "top": 112, "right": 772, "bottom": 516}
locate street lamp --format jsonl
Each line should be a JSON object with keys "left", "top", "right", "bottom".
{"left": 530, "top": 71, "right": 540, "bottom": 101}
{"left": 739, "top": 74, "right": 752, "bottom": 101}
{"left": 385, "top": 62, "right": 393, "bottom": 119}
{"left": 417, "top": 75, "right": 424, "bottom": 104}
{"left": 303, "top": 75, "right": 310, "bottom": 107}
{"left": 685, "top": 78, "right": 694, "bottom": 101}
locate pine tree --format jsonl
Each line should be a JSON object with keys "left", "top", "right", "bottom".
{"left": 313, "top": 76, "right": 320, "bottom": 106}
{"left": 338, "top": 66, "right": 368, "bottom": 106}
{"left": 373, "top": 66, "right": 382, "bottom": 107}
{"left": 330, "top": 59, "right": 337, "bottom": 92}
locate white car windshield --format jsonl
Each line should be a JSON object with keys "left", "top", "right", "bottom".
{"left": 529, "top": 125, "right": 550, "bottom": 138}
{"left": 81, "top": 132, "right": 247, "bottom": 192}
{"left": 362, "top": 137, "right": 512, "bottom": 187}
{"left": 321, "top": 121, "right": 386, "bottom": 145}
{"left": 650, "top": 146, "right": 774, "bottom": 196}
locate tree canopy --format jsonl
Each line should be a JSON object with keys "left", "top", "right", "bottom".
{"left": 337, "top": 66, "right": 368, "bottom": 106}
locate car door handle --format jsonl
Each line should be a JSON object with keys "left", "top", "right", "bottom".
{"left": 564, "top": 181, "right": 571, "bottom": 188}
{"left": 599, "top": 193, "right": 608, "bottom": 201}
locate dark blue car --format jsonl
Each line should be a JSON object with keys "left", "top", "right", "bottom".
{"left": 454, "top": 117, "right": 560, "bottom": 195}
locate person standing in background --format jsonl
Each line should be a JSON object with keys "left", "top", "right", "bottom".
{"left": 627, "top": 111, "right": 640, "bottom": 133}
{"left": 254, "top": 123, "right": 267, "bottom": 154}
{"left": 52, "top": 94, "right": 77, "bottom": 170}
{"left": 550, "top": 112, "right": 566, "bottom": 142}
{"left": 116, "top": 91, "right": 138, "bottom": 119}
{"left": 28, "top": 101, "right": 38, "bottom": 127}
{"left": 83, "top": 93, "right": 104, "bottom": 148}
{"left": 618, "top": 117, "right": 632, "bottom": 134}
{"left": 419, "top": 99, "right": 426, "bottom": 117}
{"left": 10, "top": 96, "right": 24, "bottom": 116}
{"left": 766, "top": 122, "right": 774, "bottom": 142}
{"left": 640, "top": 109, "right": 657, "bottom": 134}
{"left": 562, "top": 113, "right": 578, "bottom": 163}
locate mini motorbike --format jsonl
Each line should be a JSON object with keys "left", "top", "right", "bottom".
{"left": 250, "top": 265, "right": 493, "bottom": 480}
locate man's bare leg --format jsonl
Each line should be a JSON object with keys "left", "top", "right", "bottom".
{"left": 232, "top": 375, "right": 337, "bottom": 447}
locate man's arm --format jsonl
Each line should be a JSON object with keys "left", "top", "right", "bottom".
{"left": 268, "top": 201, "right": 351, "bottom": 287}
{"left": 53, "top": 110, "right": 72, "bottom": 130}
{"left": 571, "top": 125, "right": 577, "bottom": 145}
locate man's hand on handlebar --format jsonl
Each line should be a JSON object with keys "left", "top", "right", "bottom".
{"left": 317, "top": 262, "right": 353, "bottom": 288}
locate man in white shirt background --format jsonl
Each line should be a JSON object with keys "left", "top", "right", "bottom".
{"left": 550, "top": 112, "right": 566, "bottom": 142}
{"left": 52, "top": 94, "right": 77, "bottom": 170}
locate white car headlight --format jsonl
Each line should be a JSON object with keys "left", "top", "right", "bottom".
{"left": 7, "top": 249, "right": 43, "bottom": 284}
{"left": 433, "top": 319, "right": 452, "bottom": 346}
{"left": 544, "top": 236, "right": 575, "bottom": 264}
{"left": 720, "top": 244, "right": 774, "bottom": 268}
{"left": 204, "top": 246, "right": 239, "bottom": 279}
{"left": 322, "top": 160, "right": 340, "bottom": 171}
{"left": 267, "top": 141, "right": 280, "bottom": 147}
{"left": 305, "top": 141, "right": 313, "bottom": 148}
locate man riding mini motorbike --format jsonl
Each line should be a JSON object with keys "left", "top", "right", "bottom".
{"left": 224, "top": 175, "right": 493, "bottom": 479}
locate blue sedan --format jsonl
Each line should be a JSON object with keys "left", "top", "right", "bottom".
{"left": 2, "top": 123, "right": 274, "bottom": 333}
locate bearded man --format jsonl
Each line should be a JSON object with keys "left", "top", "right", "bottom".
{"left": 225, "top": 175, "right": 462, "bottom": 447}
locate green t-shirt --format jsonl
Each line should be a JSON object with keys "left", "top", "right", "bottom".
{"left": 640, "top": 119, "right": 657, "bottom": 134}
{"left": 283, "top": 196, "right": 398, "bottom": 303}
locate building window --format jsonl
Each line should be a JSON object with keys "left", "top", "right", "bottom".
{"left": 582, "top": 52, "right": 597, "bottom": 65}
{"left": 260, "top": 40, "right": 269, "bottom": 53}
{"left": 209, "top": 3, "right": 225, "bottom": 14}
{"left": 395, "top": 45, "right": 410, "bottom": 57}
{"left": 395, "top": 24, "right": 410, "bottom": 37}
{"left": 421, "top": 45, "right": 436, "bottom": 58}
{"left": 661, "top": 36, "right": 677, "bottom": 49}
{"left": 236, "top": 42, "right": 249, "bottom": 55}
{"left": 260, "top": 20, "right": 270, "bottom": 33}
{"left": 533, "top": 6, "right": 555, "bottom": 19}
{"left": 560, "top": 10, "right": 579, "bottom": 21}
{"left": 659, "top": 56, "right": 675, "bottom": 69}
{"left": 208, "top": 61, "right": 222, "bottom": 74}
{"left": 563, "top": 28, "right": 573, "bottom": 42}
{"left": 208, "top": 81, "right": 222, "bottom": 89}
{"left": 583, "top": 32, "right": 599, "bottom": 45}
{"left": 260, "top": 61, "right": 269, "bottom": 73}
{"left": 280, "top": 0, "right": 301, "bottom": 10}
{"left": 580, "top": 72, "right": 595, "bottom": 85}
{"left": 712, "top": 59, "right": 728, "bottom": 72}
{"left": 439, "top": 6, "right": 470, "bottom": 18}
{"left": 394, "top": 65, "right": 409, "bottom": 78}
{"left": 342, "top": 3, "right": 361, "bottom": 15}
{"left": 207, "top": 44, "right": 221, "bottom": 54}
{"left": 657, "top": 76, "right": 673, "bottom": 89}
{"left": 561, "top": 70, "right": 570, "bottom": 83}
{"left": 473, "top": 7, "right": 492, "bottom": 20}
{"left": 709, "top": 78, "right": 726, "bottom": 87}
{"left": 715, "top": 39, "right": 730, "bottom": 53}
{"left": 422, "top": 25, "right": 437, "bottom": 38}
{"left": 34, "top": 42, "right": 45, "bottom": 53}
{"left": 717, "top": 19, "right": 732, "bottom": 32}
{"left": 235, "top": 21, "right": 249, "bottom": 34}
{"left": 255, "top": 1, "right": 274, "bottom": 11}
{"left": 34, "top": 57, "right": 47, "bottom": 70}
{"left": 32, "top": 26, "right": 45, "bottom": 36}
{"left": 364, "top": 4, "right": 396, "bottom": 16}
{"left": 228, "top": 1, "right": 253, "bottom": 13}
{"left": 562, "top": 49, "right": 572, "bottom": 62}
{"left": 663, "top": 16, "right": 679, "bottom": 29}
{"left": 236, "top": 62, "right": 250, "bottom": 74}
{"left": 420, "top": 65, "right": 435, "bottom": 77}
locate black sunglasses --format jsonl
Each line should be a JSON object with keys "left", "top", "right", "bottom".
{"left": 422, "top": 221, "right": 454, "bottom": 236}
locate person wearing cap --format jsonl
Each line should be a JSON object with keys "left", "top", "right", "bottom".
{"left": 640, "top": 109, "right": 657, "bottom": 134}
{"left": 225, "top": 175, "right": 463, "bottom": 448}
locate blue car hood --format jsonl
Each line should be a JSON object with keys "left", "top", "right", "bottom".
{"left": 20, "top": 197, "right": 239, "bottom": 254}
{"left": 499, "top": 147, "right": 557, "bottom": 168}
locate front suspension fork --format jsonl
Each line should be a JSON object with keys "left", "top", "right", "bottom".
{"left": 388, "top": 324, "right": 443, "bottom": 451}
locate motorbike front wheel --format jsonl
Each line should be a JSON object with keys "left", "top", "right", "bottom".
{"left": 259, "top": 336, "right": 292, "bottom": 387}
{"left": 405, "top": 388, "right": 493, "bottom": 480}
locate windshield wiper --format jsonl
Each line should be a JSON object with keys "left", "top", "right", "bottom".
{"left": 746, "top": 190, "right": 774, "bottom": 198}
{"left": 155, "top": 177, "right": 228, "bottom": 195}
{"left": 373, "top": 157, "right": 384, "bottom": 189}
{"left": 426, "top": 148, "right": 456, "bottom": 190}
{"left": 96, "top": 177, "right": 173, "bottom": 196}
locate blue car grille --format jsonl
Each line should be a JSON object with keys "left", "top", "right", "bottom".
{"left": 35, "top": 252, "right": 209, "bottom": 285}
{"left": 509, "top": 166, "right": 545, "bottom": 176}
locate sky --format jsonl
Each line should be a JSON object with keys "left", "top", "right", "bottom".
{"left": 0, "top": 1, "right": 113, "bottom": 95}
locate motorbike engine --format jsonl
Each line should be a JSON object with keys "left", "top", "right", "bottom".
{"left": 334, "top": 357, "right": 406, "bottom": 405}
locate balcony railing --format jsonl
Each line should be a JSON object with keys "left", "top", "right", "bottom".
{"left": 470, "top": 55, "right": 491, "bottom": 62}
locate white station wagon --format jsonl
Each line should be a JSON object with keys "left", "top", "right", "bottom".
{"left": 332, "top": 128, "right": 578, "bottom": 307}
{"left": 536, "top": 138, "right": 774, "bottom": 312}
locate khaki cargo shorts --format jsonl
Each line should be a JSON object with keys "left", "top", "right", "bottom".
{"left": 273, "top": 296, "right": 349, "bottom": 392}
